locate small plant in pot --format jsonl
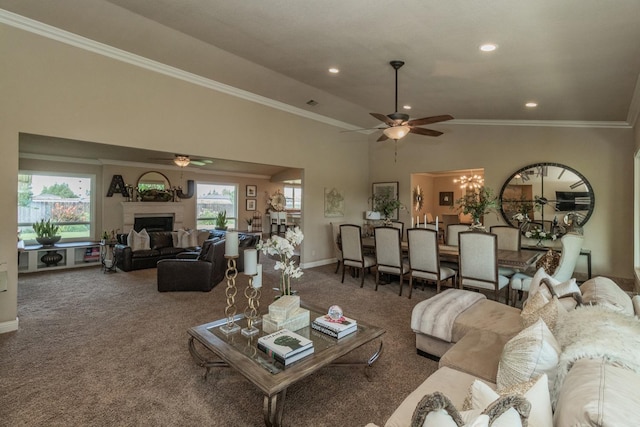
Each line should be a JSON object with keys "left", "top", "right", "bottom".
{"left": 215, "top": 211, "right": 228, "bottom": 230}
{"left": 33, "top": 219, "right": 61, "bottom": 247}
{"left": 245, "top": 217, "right": 253, "bottom": 232}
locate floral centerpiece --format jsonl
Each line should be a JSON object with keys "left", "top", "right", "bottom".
{"left": 525, "top": 226, "right": 558, "bottom": 246}
{"left": 257, "top": 226, "right": 304, "bottom": 296}
{"left": 454, "top": 187, "right": 498, "bottom": 227}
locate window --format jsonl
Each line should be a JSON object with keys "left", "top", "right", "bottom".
{"left": 284, "top": 184, "right": 302, "bottom": 210}
{"left": 18, "top": 172, "right": 95, "bottom": 242}
{"left": 196, "top": 182, "right": 238, "bottom": 229}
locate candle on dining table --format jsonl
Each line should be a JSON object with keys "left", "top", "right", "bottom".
{"left": 435, "top": 216, "right": 439, "bottom": 230}
{"left": 417, "top": 216, "right": 420, "bottom": 227}
{"left": 225, "top": 231, "right": 239, "bottom": 257}
{"left": 244, "top": 248, "right": 258, "bottom": 275}
{"left": 424, "top": 214, "right": 427, "bottom": 225}
{"left": 253, "top": 264, "right": 262, "bottom": 288}
{"left": 411, "top": 217, "right": 414, "bottom": 228}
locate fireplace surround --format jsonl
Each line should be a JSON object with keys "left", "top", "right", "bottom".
{"left": 121, "top": 202, "right": 184, "bottom": 232}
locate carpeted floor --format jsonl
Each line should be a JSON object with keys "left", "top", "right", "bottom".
{"left": 0, "top": 258, "right": 440, "bottom": 427}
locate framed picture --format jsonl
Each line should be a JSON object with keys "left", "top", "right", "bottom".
{"left": 372, "top": 181, "right": 400, "bottom": 220}
{"left": 246, "top": 185, "right": 257, "bottom": 197}
{"left": 324, "top": 187, "right": 344, "bottom": 217}
{"left": 246, "top": 199, "right": 256, "bottom": 211}
{"left": 439, "top": 191, "right": 454, "bottom": 206}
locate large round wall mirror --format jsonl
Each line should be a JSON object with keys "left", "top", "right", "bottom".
{"left": 136, "top": 171, "right": 172, "bottom": 202}
{"left": 499, "top": 162, "right": 595, "bottom": 235}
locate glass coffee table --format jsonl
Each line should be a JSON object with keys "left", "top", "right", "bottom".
{"left": 188, "top": 304, "right": 385, "bottom": 427}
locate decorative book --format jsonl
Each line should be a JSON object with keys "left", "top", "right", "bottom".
{"left": 257, "top": 328, "right": 313, "bottom": 360}
{"left": 311, "top": 315, "right": 357, "bottom": 339}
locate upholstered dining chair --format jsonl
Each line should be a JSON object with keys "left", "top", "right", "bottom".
{"left": 407, "top": 228, "right": 456, "bottom": 298}
{"left": 389, "top": 221, "right": 404, "bottom": 241}
{"left": 509, "top": 233, "right": 584, "bottom": 305}
{"left": 458, "top": 231, "right": 510, "bottom": 302}
{"left": 340, "top": 224, "right": 376, "bottom": 287}
{"left": 374, "top": 226, "right": 410, "bottom": 295}
{"left": 446, "top": 224, "right": 469, "bottom": 246}
{"left": 330, "top": 221, "right": 345, "bottom": 274}
{"left": 489, "top": 225, "right": 522, "bottom": 277}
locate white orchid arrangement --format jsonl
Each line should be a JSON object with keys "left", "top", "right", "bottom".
{"left": 525, "top": 226, "right": 558, "bottom": 241}
{"left": 257, "top": 226, "right": 304, "bottom": 296}
{"left": 512, "top": 212, "right": 527, "bottom": 222}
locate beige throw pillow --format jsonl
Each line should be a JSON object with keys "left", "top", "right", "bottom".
{"left": 497, "top": 318, "right": 561, "bottom": 393}
{"left": 521, "top": 293, "right": 566, "bottom": 333}
{"left": 127, "top": 229, "right": 150, "bottom": 251}
{"left": 580, "top": 276, "right": 634, "bottom": 315}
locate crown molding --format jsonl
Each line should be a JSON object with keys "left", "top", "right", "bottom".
{"left": 0, "top": 9, "right": 634, "bottom": 131}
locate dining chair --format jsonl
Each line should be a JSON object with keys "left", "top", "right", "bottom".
{"left": 330, "top": 221, "right": 345, "bottom": 274}
{"left": 389, "top": 221, "right": 404, "bottom": 241}
{"left": 340, "top": 224, "right": 376, "bottom": 287}
{"left": 509, "top": 233, "right": 584, "bottom": 305}
{"left": 407, "top": 228, "right": 456, "bottom": 298}
{"left": 374, "top": 226, "right": 410, "bottom": 295}
{"left": 458, "top": 231, "right": 510, "bottom": 303}
{"left": 446, "top": 224, "right": 468, "bottom": 246}
{"left": 489, "top": 225, "right": 521, "bottom": 277}
{"left": 424, "top": 223, "right": 445, "bottom": 244}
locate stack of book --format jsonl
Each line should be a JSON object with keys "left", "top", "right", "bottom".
{"left": 311, "top": 314, "right": 357, "bottom": 339}
{"left": 257, "top": 328, "right": 314, "bottom": 366}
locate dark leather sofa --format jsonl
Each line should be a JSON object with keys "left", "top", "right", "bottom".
{"left": 114, "top": 231, "right": 204, "bottom": 272}
{"left": 157, "top": 238, "right": 226, "bottom": 292}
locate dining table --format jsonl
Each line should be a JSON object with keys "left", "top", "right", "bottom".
{"left": 361, "top": 237, "right": 541, "bottom": 270}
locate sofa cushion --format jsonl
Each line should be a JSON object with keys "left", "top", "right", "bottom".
{"left": 580, "top": 276, "right": 634, "bottom": 315}
{"left": 151, "top": 232, "right": 173, "bottom": 250}
{"left": 554, "top": 358, "right": 640, "bottom": 426}
{"left": 127, "top": 229, "right": 151, "bottom": 251}
{"left": 521, "top": 292, "right": 566, "bottom": 333}
{"left": 452, "top": 299, "right": 522, "bottom": 343}
{"left": 439, "top": 330, "right": 509, "bottom": 383}
{"left": 131, "top": 249, "right": 159, "bottom": 258}
{"left": 633, "top": 294, "right": 640, "bottom": 316}
{"left": 385, "top": 367, "right": 496, "bottom": 427}
{"left": 496, "top": 318, "right": 560, "bottom": 393}
{"left": 469, "top": 374, "right": 552, "bottom": 427}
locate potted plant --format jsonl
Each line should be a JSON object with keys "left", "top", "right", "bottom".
{"left": 454, "top": 187, "right": 498, "bottom": 229}
{"left": 245, "top": 217, "right": 253, "bottom": 232}
{"left": 33, "top": 219, "right": 61, "bottom": 247}
{"left": 370, "top": 193, "right": 404, "bottom": 224}
{"left": 215, "top": 211, "right": 228, "bottom": 230}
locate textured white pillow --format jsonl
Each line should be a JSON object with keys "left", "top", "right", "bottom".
{"left": 497, "top": 318, "right": 560, "bottom": 392}
{"left": 521, "top": 293, "right": 566, "bottom": 333}
{"left": 176, "top": 229, "right": 198, "bottom": 248}
{"left": 127, "top": 229, "right": 150, "bottom": 251}
{"left": 469, "top": 375, "right": 552, "bottom": 427}
{"left": 580, "top": 276, "right": 634, "bottom": 315}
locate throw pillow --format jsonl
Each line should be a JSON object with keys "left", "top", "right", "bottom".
{"left": 497, "top": 318, "right": 561, "bottom": 393}
{"left": 580, "top": 276, "right": 634, "bottom": 315}
{"left": 535, "top": 249, "right": 560, "bottom": 275}
{"left": 469, "top": 374, "right": 552, "bottom": 427}
{"left": 521, "top": 293, "right": 566, "bottom": 333}
{"left": 176, "top": 229, "right": 198, "bottom": 248}
{"left": 633, "top": 295, "right": 640, "bottom": 317}
{"left": 411, "top": 391, "right": 529, "bottom": 427}
{"left": 127, "top": 229, "right": 151, "bottom": 251}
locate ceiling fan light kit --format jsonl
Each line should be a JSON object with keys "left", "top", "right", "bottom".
{"left": 383, "top": 125, "right": 410, "bottom": 140}
{"left": 173, "top": 155, "right": 190, "bottom": 168}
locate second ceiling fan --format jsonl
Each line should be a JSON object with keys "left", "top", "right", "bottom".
{"left": 371, "top": 60, "right": 453, "bottom": 142}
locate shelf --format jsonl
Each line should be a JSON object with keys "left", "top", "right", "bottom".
{"left": 18, "top": 241, "right": 101, "bottom": 273}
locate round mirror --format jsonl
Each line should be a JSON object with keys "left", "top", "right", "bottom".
{"left": 499, "top": 162, "right": 595, "bottom": 235}
{"left": 136, "top": 171, "right": 172, "bottom": 202}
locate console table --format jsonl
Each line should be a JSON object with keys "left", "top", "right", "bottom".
{"left": 18, "top": 241, "right": 101, "bottom": 273}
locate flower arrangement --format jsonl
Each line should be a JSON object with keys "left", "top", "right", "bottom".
{"left": 454, "top": 187, "right": 498, "bottom": 224}
{"left": 525, "top": 226, "right": 558, "bottom": 242}
{"left": 257, "top": 226, "right": 304, "bottom": 296}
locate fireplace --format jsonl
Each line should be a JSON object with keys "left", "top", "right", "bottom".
{"left": 134, "top": 216, "right": 173, "bottom": 232}
{"left": 121, "top": 202, "right": 184, "bottom": 232}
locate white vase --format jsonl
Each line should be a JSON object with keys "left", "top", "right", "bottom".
{"left": 247, "top": 225, "right": 253, "bottom": 232}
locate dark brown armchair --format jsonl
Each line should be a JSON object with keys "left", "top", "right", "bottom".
{"left": 157, "top": 238, "right": 226, "bottom": 292}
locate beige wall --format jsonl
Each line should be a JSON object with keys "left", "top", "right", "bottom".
{"left": 0, "top": 25, "right": 370, "bottom": 329}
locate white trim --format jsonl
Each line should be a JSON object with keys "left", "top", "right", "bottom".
{"left": 627, "top": 74, "right": 640, "bottom": 128}
{"left": 0, "top": 9, "right": 633, "bottom": 131}
{"left": 0, "top": 318, "right": 19, "bottom": 334}
{"left": 301, "top": 258, "right": 336, "bottom": 269}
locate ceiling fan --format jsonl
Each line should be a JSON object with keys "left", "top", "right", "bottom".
{"left": 151, "top": 154, "right": 213, "bottom": 168}
{"left": 371, "top": 60, "right": 454, "bottom": 142}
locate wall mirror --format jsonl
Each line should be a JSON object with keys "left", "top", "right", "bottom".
{"left": 499, "top": 162, "right": 595, "bottom": 234}
{"left": 136, "top": 171, "right": 172, "bottom": 201}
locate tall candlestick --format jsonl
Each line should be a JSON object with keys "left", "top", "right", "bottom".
{"left": 416, "top": 215, "right": 420, "bottom": 227}
{"left": 424, "top": 214, "right": 427, "bottom": 225}
{"left": 225, "top": 231, "right": 239, "bottom": 257}
{"left": 244, "top": 248, "right": 257, "bottom": 275}
{"left": 411, "top": 217, "right": 414, "bottom": 228}
{"left": 435, "top": 216, "right": 439, "bottom": 230}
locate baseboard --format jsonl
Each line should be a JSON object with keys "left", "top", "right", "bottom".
{"left": 0, "top": 317, "right": 19, "bottom": 334}
{"left": 301, "top": 258, "right": 336, "bottom": 269}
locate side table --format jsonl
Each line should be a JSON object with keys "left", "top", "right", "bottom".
{"left": 100, "top": 240, "right": 118, "bottom": 273}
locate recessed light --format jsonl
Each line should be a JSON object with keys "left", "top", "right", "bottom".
{"left": 403, "top": 105, "right": 411, "bottom": 110}
{"left": 328, "top": 68, "right": 339, "bottom": 74}
{"left": 525, "top": 102, "right": 538, "bottom": 108}
{"left": 480, "top": 44, "right": 497, "bottom": 52}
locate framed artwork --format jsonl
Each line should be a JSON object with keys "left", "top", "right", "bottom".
{"left": 439, "top": 191, "right": 454, "bottom": 206}
{"left": 246, "top": 185, "right": 257, "bottom": 197}
{"left": 324, "top": 187, "right": 344, "bottom": 217}
{"left": 372, "top": 181, "right": 400, "bottom": 220}
{"left": 246, "top": 199, "right": 256, "bottom": 211}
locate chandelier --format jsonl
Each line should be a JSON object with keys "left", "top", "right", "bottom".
{"left": 453, "top": 173, "right": 484, "bottom": 190}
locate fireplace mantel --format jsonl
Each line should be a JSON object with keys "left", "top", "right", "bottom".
{"left": 121, "top": 202, "right": 184, "bottom": 232}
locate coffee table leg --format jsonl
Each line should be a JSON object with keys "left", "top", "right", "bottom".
{"left": 188, "top": 337, "right": 228, "bottom": 379}
{"left": 263, "top": 389, "right": 287, "bottom": 427}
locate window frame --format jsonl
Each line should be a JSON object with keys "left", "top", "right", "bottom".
{"left": 195, "top": 181, "right": 239, "bottom": 229}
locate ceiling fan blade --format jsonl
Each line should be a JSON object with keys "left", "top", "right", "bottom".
{"left": 409, "top": 127, "right": 443, "bottom": 137}
{"left": 190, "top": 160, "right": 207, "bottom": 166}
{"left": 370, "top": 112, "right": 395, "bottom": 126}
{"left": 407, "top": 115, "right": 454, "bottom": 127}
{"left": 340, "top": 127, "right": 386, "bottom": 133}
{"left": 377, "top": 133, "right": 389, "bottom": 142}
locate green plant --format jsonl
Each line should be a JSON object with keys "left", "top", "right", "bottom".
{"left": 245, "top": 217, "right": 253, "bottom": 225}
{"left": 454, "top": 187, "right": 499, "bottom": 223}
{"left": 370, "top": 193, "right": 404, "bottom": 220}
{"left": 215, "top": 211, "right": 228, "bottom": 229}
{"left": 32, "top": 219, "right": 60, "bottom": 238}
